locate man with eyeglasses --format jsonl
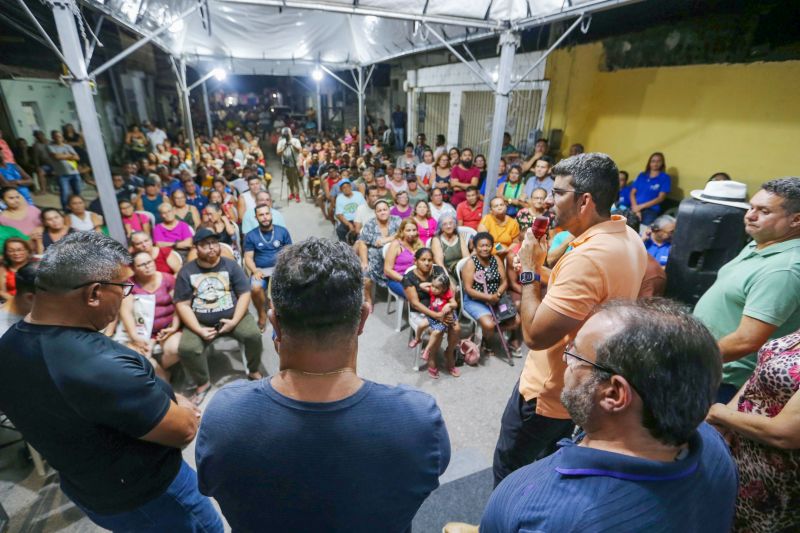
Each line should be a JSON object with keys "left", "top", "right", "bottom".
{"left": 480, "top": 299, "right": 737, "bottom": 532}
{"left": 492, "top": 153, "right": 647, "bottom": 486}
{"left": 0, "top": 232, "right": 223, "bottom": 532}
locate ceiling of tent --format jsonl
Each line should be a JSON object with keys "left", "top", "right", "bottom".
{"left": 80, "top": 0, "right": 639, "bottom": 75}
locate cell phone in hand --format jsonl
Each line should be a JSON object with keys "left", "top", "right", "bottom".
{"left": 214, "top": 322, "right": 223, "bottom": 332}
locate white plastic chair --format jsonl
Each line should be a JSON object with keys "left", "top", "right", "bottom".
{"left": 383, "top": 243, "right": 407, "bottom": 331}
{"left": 136, "top": 210, "right": 156, "bottom": 229}
{"left": 455, "top": 256, "right": 480, "bottom": 342}
{"left": 457, "top": 225, "right": 477, "bottom": 244}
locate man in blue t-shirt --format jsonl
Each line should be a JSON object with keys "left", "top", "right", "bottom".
{"left": 197, "top": 237, "right": 450, "bottom": 532}
{"left": 478, "top": 299, "right": 737, "bottom": 532}
{"left": 617, "top": 170, "right": 632, "bottom": 209}
{"left": 334, "top": 179, "right": 366, "bottom": 243}
{"left": 643, "top": 214, "right": 675, "bottom": 267}
{"left": 243, "top": 204, "right": 292, "bottom": 330}
{"left": 0, "top": 232, "right": 222, "bottom": 532}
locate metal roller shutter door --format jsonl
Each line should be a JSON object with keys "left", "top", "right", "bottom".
{"left": 459, "top": 89, "right": 544, "bottom": 155}
{"left": 418, "top": 92, "right": 449, "bottom": 142}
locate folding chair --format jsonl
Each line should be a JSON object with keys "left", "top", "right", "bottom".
{"left": 457, "top": 225, "right": 477, "bottom": 245}
{"left": 383, "top": 243, "right": 407, "bottom": 332}
{"left": 455, "top": 257, "right": 480, "bottom": 343}
{"left": 136, "top": 210, "right": 156, "bottom": 229}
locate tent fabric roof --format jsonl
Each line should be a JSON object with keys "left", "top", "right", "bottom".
{"left": 80, "top": 0, "right": 637, "bottom": 75}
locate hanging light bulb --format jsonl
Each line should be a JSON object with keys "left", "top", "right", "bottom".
{"left": 211, "top": 68, "right": 227, "bottom": 81}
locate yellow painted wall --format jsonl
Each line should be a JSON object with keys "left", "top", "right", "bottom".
{"left": 544, "top": 41, "right": 800, "bottom": 199}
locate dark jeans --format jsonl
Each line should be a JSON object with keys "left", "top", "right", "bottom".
{"left": 335, "top": 222, "right": 356, "bottom": 244}
{"left": 387, "top": 280, "right": 406, "bottom": 299}
{"left": 75, "top": 461, "right": 223, "bottom": 533}
{"left": 493, "top": 380, "right": 575, "bottom": 487}
{"left": 716, "top": 382, "right": 739, "bottom": 405}
{"left": 58, "top": 173, "right": 82, "bottom": 209}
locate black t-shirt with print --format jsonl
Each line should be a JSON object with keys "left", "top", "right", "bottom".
{"left": 174, "top": 257, "right": 250, "bottom": 326}
{"left": 403, "top": 265, "right": 446, "bottom": 308}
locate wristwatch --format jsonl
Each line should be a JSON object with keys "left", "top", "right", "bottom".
{"left": 518, "top": 271, "right": 541, "bottom": 285}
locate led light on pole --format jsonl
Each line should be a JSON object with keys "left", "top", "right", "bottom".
{"left": 311, "top": 67, "right": 323, "bottom": 81}
{"left": 211, "top": 68, "right": 227, "bottom": 81}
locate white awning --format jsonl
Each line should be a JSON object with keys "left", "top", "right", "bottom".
{"left": 81, "top": 0, "right": 640, "bottom": 75}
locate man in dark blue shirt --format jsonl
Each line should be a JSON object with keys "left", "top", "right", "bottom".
{"left": 480, "top": 299, "right": 737, "bottom": 532}
{"left": 243, "top": 204, "right": 292, "bottom": 330}
{"left": 197, "top": 237, "right": 450, "bottom": 532}
{"left": 0, "top": 232, "right": 222, "bottom": 532}
{"left": 391, "top": 105, "right": 407, "bottom": 150}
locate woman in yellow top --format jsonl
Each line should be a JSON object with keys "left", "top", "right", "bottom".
{"left": 477, "top": 196, "right": 520, "bottom": 258}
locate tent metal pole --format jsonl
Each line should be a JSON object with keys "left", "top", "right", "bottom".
{"left": 202, "top": 80, "right": 213, "bottom": 138}
{"left": 85, "top": 15, "right": 105, "bottom": 65}
{"left": 483, "top": 31, "right": 517, "bottom": 216}
{"left": 319, "top": 65, "right": 358, "bottom": 95}
{"left": 89, "top": 3, "right": 201, "bottom": 79}
{"left": 178, "top": 57, "right": 197, "bottom": 168}
{"left": 507, "top": 15, "right": 583, "bottom": 93}
{"left": 406, "top": 89, "right": 414, "bottom": 148}
{"left": 16, "top": 0, "right": 76, "bottom": 78}
{"left": 50, "top": 1, "right": 126, "bottom": 244}
{"left": 423, "top": 23, "right": 496, "bottom": 92}
{"left": 316, "top": 80, "right": 322, "bottom": 134}
{"left": 357, "top": 66, "right": 365, "bottom": 153}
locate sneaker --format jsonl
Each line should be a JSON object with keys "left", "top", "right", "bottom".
{"left": 295, "top": 195, "right": 301, "bottom": 203}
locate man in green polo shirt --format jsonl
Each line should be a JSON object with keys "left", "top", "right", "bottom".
{"left": 694, "top": 177, "right": 800, "bottom": 403}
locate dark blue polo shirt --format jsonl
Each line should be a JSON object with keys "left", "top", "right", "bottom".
{"left": 481, "top": 423, "right": 737, "bottom": 532}
{"left": 243, "top": 225, "right": 292, "bottom": 269}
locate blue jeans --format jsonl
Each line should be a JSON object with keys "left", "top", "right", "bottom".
{"left": 58, "top": 173, "right": 82, "bottom": 209}
{"left": 387, "top": 280, "right": 406, "bottom": 299}
{"left": 75, "top": 461, "right": 223, "bottom": 533}
{"left": 393, "top": 127, "right": 405, "bottom": 150}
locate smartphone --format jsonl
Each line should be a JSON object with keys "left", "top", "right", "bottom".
{"left": 495, "top": 243, "right": 503, "bottom": 251}
{"left": 214, "top": 322, "right": 223, "bottom": 332}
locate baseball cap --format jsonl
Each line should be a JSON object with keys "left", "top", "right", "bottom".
{"left": 339, "top": 179, "right": 352, "bottom": 186}
{"left": 192, "top": 227, "right": 219, "bottom": 244}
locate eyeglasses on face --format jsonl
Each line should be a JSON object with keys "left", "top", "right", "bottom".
{"left": 562, "top": 347, "right": 617, "bottom": 374}
{"left": 562, "top": 344, "right": 643, "bottom": 397}
{"left": 72, "top": 280, "right": 135, "bottom": 297}
{"left": 550, "top": 188, "right": 584, "bottom": 198}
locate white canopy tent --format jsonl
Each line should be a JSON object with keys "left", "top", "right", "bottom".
{"left": 21, "top": 0, "right": 640, "bottom": 241}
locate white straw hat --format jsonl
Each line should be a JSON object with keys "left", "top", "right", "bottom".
{"left": 689, "top": 180, "right": 750, "bottom": 210}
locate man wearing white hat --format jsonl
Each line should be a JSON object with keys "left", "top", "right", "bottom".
{"left": 693, "top": 177, "right": 800, "bottom": 403}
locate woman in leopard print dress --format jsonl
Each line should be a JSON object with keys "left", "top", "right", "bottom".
{"left": 706, "top": 331, "right": 800, "bottom": 532}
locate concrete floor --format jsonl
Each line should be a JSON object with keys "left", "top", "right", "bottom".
{"left": 0, "top": 163, "right": 523, "bottom": 532}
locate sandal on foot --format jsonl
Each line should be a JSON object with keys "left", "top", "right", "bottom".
{"left": 428, "top": 367, "right": 440, "bottom": 379}
{"left": 191, "top": 386, "right": 211, "bottom": 406}
{"left": 421, "top": 348, "right": 430, "bottom": 361}
{"left": 448, "top": 366, "right": 461, "bottom": 378}
{"left": 408, "top": 338, "right": 421, "bottom": 348}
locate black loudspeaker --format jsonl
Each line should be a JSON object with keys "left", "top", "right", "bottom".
{"left": 665, "top": 198, "right": 747, "bottom": 306}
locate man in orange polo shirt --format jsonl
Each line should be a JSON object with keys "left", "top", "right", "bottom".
{"left": 492, "top": 152, "right": 647, "bottom": 486}
{"left": 456, "top": 186, "right": 483, "bottom": 230}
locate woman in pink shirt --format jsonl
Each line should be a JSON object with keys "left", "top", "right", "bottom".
{"left": 152, "top": 203, "right": 193, "bottom": 252}
{"left": 413, "top": 200, "right": 438, "bottom": 243}
{"left": 119, "top": 199, "right": 151, "bottom": 239}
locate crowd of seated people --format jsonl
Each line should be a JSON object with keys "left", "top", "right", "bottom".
{"left": 1, "top": 108, "right": 797, "bottom": 533}
{"left": 0, "top": 120, "right": 290, "bottom": 406}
